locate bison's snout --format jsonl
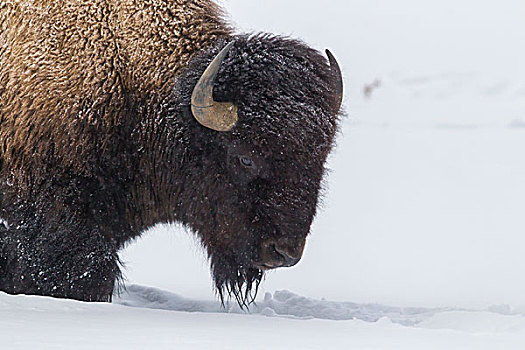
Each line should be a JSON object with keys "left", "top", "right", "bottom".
{"left": 257, "top": 236, "right": 306, "bottom": 270}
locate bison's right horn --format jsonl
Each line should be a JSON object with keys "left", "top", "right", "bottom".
{"left": 325, "top": 49, "right": 343, "bottom": 113}
{"left": 191, "top": 42, "right": 238, "bottom": 132}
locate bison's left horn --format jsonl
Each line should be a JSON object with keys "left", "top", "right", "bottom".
{"left": 191, "top": 42, "right": 238, "bottom": 132}
{"left": 325, "top": 49, "right": 343, "bottom": 113}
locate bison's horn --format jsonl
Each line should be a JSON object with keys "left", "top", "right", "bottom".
{"left": 325, "top": 49, "right": 343, "bottom": 113}
{"left": 191, "top": 42, "right": 238, "bottom": 132}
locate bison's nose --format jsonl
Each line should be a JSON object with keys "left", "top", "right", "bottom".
{"left": 274, "top": 246, "right": 301, "bottom": 267}
{"left": 258, "top": 236, "right": 306, "bottom": 269}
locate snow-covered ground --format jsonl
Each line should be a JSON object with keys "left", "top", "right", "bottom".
{"left": 3, "top": 0, "right": 525, "bottom": 349}
{"left": 3, "top": 286, "right": 525, "bottom": 350}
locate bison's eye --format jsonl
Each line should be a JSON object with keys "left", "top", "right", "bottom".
{"left": 239, "top": 156, "right": 254, "bottom": 167}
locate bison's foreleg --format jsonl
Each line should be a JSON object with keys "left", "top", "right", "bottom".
{"left": 0, "top": 193, "right": 121, "bottom": 302}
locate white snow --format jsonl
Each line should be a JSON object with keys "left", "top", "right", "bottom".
{"left": 3, "top": 0, "right": 525, "bottom": 348}
{"left": 115, "top": 284, "right": 448, "bottom": 324}
{"left": 3, "top": 287, "right": 525, "bottom": 349}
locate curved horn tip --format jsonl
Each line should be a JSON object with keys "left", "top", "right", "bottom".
{"left": 213, "top": 41, "right": 235, "bottom": 65}
{"left": 325, "top": 49, "right": 335, "bottom": 60}
{"left": 325, "top": 49, "right": 344, "bottom": 113}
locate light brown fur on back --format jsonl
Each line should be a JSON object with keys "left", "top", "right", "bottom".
{"left": 0, "top": 0, "right": 231, "bottom": 173}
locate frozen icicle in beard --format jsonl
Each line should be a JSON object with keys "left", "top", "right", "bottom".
{"left": 177, "top": 35, "right": 343, "bottom": 307}
{"left": 211, "top": 253, "right": 263, "bottom": 309}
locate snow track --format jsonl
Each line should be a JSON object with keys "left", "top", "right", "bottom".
{"left": 116, "top": 284, "right": 450, "bottom": 325}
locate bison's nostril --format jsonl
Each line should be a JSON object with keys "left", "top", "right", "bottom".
{"left": 257, "top": 237, "right": 305, "bottom": 270}
{"left": 273, "top": 245, "right": 301, "bottom": 267}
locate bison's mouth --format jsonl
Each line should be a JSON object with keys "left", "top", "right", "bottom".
{"left": 254, "top": 263, "right": 280, "bottom": 271}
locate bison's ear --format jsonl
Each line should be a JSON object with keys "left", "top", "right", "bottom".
{"left": 191, "top": 42, "right": 238, "bottom": 132}
{"left": 325, "top": 49, "right": 343, "bottom": 114}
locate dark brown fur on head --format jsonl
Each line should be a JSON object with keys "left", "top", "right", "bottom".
{"left": 154, "top": 35, "right": 342, "bottom": 306}
{"left": 0, "top": 1, "right": 342, "bottom": 306}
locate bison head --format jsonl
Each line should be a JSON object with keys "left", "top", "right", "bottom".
{"left": 168, "top": 35, "right": 342, "bottom": 307}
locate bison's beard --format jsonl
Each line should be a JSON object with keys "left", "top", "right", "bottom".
{"left": 210, "top": 253, "right": 263, "bottom": 309}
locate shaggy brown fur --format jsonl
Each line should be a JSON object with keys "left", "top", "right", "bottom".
{"left": 0, "top": 0, "right": 229, "bottom": 174}
{"left": 0, "top": 0, "right": 342, "bottom": 304}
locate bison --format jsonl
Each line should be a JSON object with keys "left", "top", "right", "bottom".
{"left": 0, "top": 0, "right": 343, "bottom": 306}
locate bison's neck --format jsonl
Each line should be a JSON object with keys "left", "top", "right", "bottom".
{"left": 124, "top": 77, "right": 230, "bottom": 236}
{"left": 122, "top": 91, "right": 196, "bottom": 234}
